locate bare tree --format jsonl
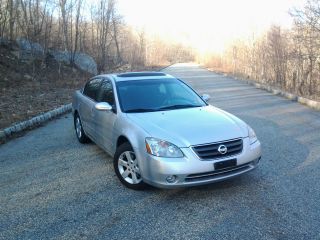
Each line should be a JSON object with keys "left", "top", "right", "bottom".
{"left": 112, "top": 12, "right": 122, "bottom": 65}
{"left": 92, "top": 0, "right": 114, "bottom": 73}
{"left": 58, "top": 0, "right": 69, "bottom": 51}
{"left": 8, "top": 0, "right": 15, "bottom": 40}
{"left": 70, "top": 0, "right": 81, "bottom": 65}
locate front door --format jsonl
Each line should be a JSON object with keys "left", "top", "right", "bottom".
{"left": 93, "top": 79, "right": 117, "bottom": 153}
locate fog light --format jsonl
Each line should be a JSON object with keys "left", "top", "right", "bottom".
{"left": 166, "top": 175, "right": 177, "bottom": 183}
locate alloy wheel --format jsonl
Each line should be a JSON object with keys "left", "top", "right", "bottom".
{"left": 118, "top": 151, "right": 142, "bottom": 184}
{"left": 75, "top": 117, "right": 82, "bottom": 139}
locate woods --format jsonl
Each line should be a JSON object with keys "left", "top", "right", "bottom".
{"left": 1, "top": 0, "right": 319, "bottom": 100}
{"left": 0, "top": 0, "right": 194, "bottom": 73}
{"left": 0, "top": 0, "right": 195, "bottom": 129}
{"left": 203, "top": 0, "right": 320, "bottom": 100}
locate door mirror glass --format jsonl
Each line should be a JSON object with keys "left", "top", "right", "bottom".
{"left": 95, "top": 102, "right": 112, "bottom": 111}
{"left": 201, "top": 94, "right": 210, "bottom": 102}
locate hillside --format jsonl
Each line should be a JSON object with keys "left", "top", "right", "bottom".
{"left": 0, "top": 41, "right": 164, "bottom": 130}
{"left": 0, "top": 41, "right": 93, "bottom": 129}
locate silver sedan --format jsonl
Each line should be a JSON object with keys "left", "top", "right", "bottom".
{"left": 72, "top": 72, "right": 261, "bottom": 189}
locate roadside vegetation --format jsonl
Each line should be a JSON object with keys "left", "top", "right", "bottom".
{"left": 202, "top": 0, "right": 320, "bottom": 101}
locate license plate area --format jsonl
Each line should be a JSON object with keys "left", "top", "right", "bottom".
{"left": 214, "top": 159, "right": 237, "bottom": 170}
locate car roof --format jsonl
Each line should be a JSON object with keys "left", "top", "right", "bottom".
{"left": 96, "top": 72, "right": 175, "bottom": 82}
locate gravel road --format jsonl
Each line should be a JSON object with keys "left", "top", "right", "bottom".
{"left": 1, "top": 64, "right": 320, "bottom": 239}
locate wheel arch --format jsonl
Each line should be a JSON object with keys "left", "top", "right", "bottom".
{"left": 117, "top": 135, "right": 131, "bottom": 148}
{"left": 114, "top": 133, "right": 141, "bottom": 155}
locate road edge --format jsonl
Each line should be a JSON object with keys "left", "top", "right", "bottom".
{"left": 158, "top": 63, "right": 175, "bottom": 71}
{"left": 0, "top": 103, "right": 72, "bottom": 144}
{"left": 206, "top": 69, "right": 320, "bottom": 111}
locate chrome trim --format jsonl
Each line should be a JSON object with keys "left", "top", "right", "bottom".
{"left": 191, "top": 137, "right": 243, "bottom": 147}
{"left": 191, "top": 138, "right": 243, "bottom": 160}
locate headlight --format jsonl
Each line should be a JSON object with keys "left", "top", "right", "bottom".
{"left": 248, "top": 125, "right": 258, "bottom": 145}
{"left": 145, "top": 137, "right": 184, "bottom": 158}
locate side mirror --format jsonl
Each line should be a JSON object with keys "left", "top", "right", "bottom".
{"left": 201, "top": 94, "right": 211, "bottom": 102}
{"left": 95, "top": 102, "right": 112, "bottom": 111}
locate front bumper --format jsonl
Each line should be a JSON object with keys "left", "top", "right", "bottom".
{"left": 135, "top": 137, "right": 261, "bottom": 189}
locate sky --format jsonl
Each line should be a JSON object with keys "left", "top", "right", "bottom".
{"left": 117, "top": 0, "right": 306, "bottom": 54}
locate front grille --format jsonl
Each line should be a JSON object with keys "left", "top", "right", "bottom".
{"left": 185, "top": 163, "right": 251, "bottom": 182}
{"left": 192, "top": 138, "right": 243, "bottom": 160}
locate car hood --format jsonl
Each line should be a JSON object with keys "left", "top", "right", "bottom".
{"left": 126, "top": 105, "right": 248, "bottom": 147}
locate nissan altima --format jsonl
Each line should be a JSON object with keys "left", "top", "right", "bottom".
{"left": 72, "top": 72, "right": 261, "bottom": 189}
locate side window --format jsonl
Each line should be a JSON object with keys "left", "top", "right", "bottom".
{"left": 83, "top": 78, "right": 102, "bottom": 101}
{"left": 97, "top": 79, "right": 115, "bottom": 106}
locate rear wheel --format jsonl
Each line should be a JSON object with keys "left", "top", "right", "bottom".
{"left": 114, "top": 142, "right": 146, "bottom": 190}
{"left": 74, "top": 113, "right": 90, "bottom": 143}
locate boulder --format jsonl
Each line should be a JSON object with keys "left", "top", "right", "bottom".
{"left": 11, "top": 37, "right": 97, "bottom": 74}
{"left": 49, "top": 50, "right": 98, "bottom": 74}
{"left": 16, "top": 37, "right": 44, "bottom": 60}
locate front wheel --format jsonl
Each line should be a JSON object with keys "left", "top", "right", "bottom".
{"left": 114, "top": 142, "right": 146, "bottom": 190}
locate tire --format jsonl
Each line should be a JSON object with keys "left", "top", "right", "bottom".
{"left": 114, "top": 142, "right": 146, "bottom": 190}
{"left": 74, "top": 113, "right": 90, "bottom": 143}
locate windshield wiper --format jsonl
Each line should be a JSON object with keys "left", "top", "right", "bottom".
{"left": 125, "top": 108, "right": 159, "bottom": 113}
{"left": 158, "top": 104, "right": 203, "bottom": 110}
{"left": 125, "top": 104, "right": 203, "bottom": 113}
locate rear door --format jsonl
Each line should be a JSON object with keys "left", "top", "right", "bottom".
{"left": 93, "top": 78, "right": 117, "bottom": 153}
{"left": 80, "top": 78, "right": 102, "bottom": 139}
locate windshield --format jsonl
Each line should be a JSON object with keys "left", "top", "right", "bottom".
{"left": 116, "top": 78, "right": 207, "bottom": 113}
